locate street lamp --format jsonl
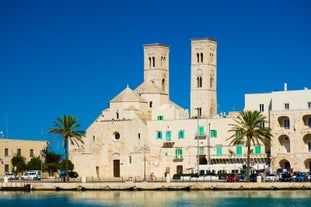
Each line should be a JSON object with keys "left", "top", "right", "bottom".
{"left": 195, "top": 107, "right": 200, "bottom": 176}
{"left": 207, "top": 123, "right": 211, "bottom": 164}
{"left": 140, "top": 145, "right": 149, "bottom": 182}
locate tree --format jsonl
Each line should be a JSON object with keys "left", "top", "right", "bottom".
{"left": 228, "top": 110, "right": 272, "bottom": 182}
{"left": 49, "top": 115, "right": 85, "bottom": 181}
{"left": 11, "top": 155, "right": 27, "bottom": 174}
{"left": 45, "top": 147, "right": 62, "bottom": 176}
{"left": 27, "top": 157, "right": 41, "bottom": 170}
{"left": 60, "top": 159, "right": 74, "bottom": 171}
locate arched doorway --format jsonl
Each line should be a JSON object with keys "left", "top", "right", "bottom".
{"left": 304, "top": 159, "right": 311, "bottom": 171}
{"left": 199, "top": 156, "right": 207, "bottom": 165}
{"left": 278, "top": 135, "right": 290, "bottom": 153}
{"left": 176, "top": 165, "right": 183, "bottom": 174}
{"left": 112, "top": 153, "right": 120, "bottom": 177}
{"left": 279, "top": 159, "right": 291, "bottom": 172}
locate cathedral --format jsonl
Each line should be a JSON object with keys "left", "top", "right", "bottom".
{"left": 70, "top": 38, "right": 311, "bottom": 180}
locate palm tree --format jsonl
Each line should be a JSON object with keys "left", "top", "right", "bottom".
{"left": 228, "top": 110, "right": 272, "bottom": 182}
{"left": 49, "top": 115, "right": 85, "bottom": 181}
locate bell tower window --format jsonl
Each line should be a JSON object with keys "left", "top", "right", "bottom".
{"left": 197, "top": 76, "right": 202, "bottom": 88}
{"left": 162, "top": 79, "right": 165, "bottom": 91}
{"left": 148, "top": 56, "right": 156, "bottom": 68}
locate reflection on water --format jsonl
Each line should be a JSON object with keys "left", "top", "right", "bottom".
{"left": 1, "top": 190, "right": 311, "bottom": 207}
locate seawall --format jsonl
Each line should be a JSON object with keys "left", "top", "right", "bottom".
{"left": 2, "top": 181, "right": 311, "bottom": 191}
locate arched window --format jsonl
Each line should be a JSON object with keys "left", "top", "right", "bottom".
{"left": 162, "top": 79, "right": 165, "bottom": 91}
{"left": 161, "top": 56, "right": 166, "bottom": 67}
{"left": 209, "top": 52, "right": 214, "bottom": 63}
{"left": 149, "top": 57, "right": 152, "bottom": 68}
{"left": 149, "top": 101, "right": 153, "bottom": 108}
{"left": 210, "top": 77, "right": 214, "bottom": 88}
{"left": 200, "top": 53, "right": 203, "bottom": 63}
{"left": 197, "top": 76, "right": 202, "bottom": 88}
{"left": 196, "top": 53, "right": 200, "bottom": 63}
{"left": 152, "top": 57, "right": 155, "bottom": 67}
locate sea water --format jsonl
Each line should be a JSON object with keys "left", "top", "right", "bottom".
{"left": 0, "top": 190, "right": 310, "bottom": 207}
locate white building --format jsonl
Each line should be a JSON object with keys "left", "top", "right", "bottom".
{"left": 244, "top": 85, "right": 311, "bottom": 172}
{"left": 70, "top": 38, "right": 309, "bottom": 180}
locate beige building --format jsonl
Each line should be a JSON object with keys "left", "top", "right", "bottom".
{"left": 244, "top": 85, "right": 311, "bottom": 172}
{"left": 0, "top": 138, "right": 48, "bottom": 177}
{"left": 70, "top": 38, "right": 270, "bottom": 180}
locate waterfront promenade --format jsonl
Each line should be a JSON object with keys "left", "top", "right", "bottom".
{"left": 1, "top": 180, "right": 311, "bottom": 191}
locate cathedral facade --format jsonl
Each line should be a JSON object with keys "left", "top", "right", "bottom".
{"left": 70, "top": 38, "right": 311, "bottom": 180}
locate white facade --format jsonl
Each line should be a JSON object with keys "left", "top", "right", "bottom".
{"left": 244, "top": 87, "right": 311, "bottom": 172}
{"left": 70, "top": 39, "right": 309, "bottom": 180}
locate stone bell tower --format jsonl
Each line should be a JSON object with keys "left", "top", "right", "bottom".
{"left": 143, "top": 43, "right": 169, "bottom": 96}
{"left": 190, "top": 38, "right": 217, "bottom": 118}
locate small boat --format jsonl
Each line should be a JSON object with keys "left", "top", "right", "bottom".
{"left": 0, "top": 184, "right": 31, "bottom": 192}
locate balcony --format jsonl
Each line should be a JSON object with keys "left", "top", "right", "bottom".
{"left": 173, "top": 158, "right": 183, "bottom": 162}
{"left": 162, "top": 142, "right": 175, "bottom": 148}
{"left": 195, "top": 135, "right": 207, "bottom": 139}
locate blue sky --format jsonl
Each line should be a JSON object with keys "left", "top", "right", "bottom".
{"left": 0, "top": 0, "right": 310, "bottom": 154}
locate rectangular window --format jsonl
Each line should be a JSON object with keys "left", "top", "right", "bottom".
{"left": 4, "top": 148, "right": 8, "bottom": 156}
{"left": 30, "top": 149, "right": 34, "bottom": 157}
{"left": 260, "top": 121, "right": 265, "bottom": 128}
{"left": 166, "top": 131, "right": 172, "bottom": 141}
{"left": 284, "top": 119, "right": 290, "bottom": 129}
{"left": 199, "top": 147, "right": 204, "bottom": 155}
{"left": 157, "top": 115, "right": 164, "bottom": 120}
{"left": 17, "top": 149, "right": 21, "bottom": 156}
{"left": 164, "top": 152, "right": 168, "bottom": 157}
{"left": 308, "top": 102, "right": 311, "bottom": 109}
{"left": 284, "top": 103, "right": 290, "bottom": 110}
{"left": 178, "top": 130, "right": 185, "bottom": 139}
{"left": 255, "top": 145, "right": 261, "bottom": 154}
{"left": 216, "top": 146, "right": 222, "bottom": 156}
{"left": 5, "top": 164, "right": 9, "bottom": 173}
{"left": 175, "top": 148, "right": 183, "bottom": 158}
{"left": 93, "top": 135, "right": 96, "bottom": 142}
{"left": 236, "top": 146, "right": 242, "bottom": 157}
{"left": 156, "top": 131, "right": 162, "bottom": 139}
{"left": 308, "top": 142, "right": 311, "bottom": 152}
{"left": 308, "top": 117, "right": 311, "bottom": 128}
{"left": 259, "top": 104, "right": 264, "bottom": 112}
{"left": 198, "top": 126, "right": 204, "bottom": 136}
{"left": 210, "top": 130, "right": 217, "bottom": 138}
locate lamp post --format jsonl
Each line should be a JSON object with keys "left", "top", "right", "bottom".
{"left": 195, "top": 107, "right": 200, "bottom": 176}
{"left": 140, "top": 145, "right": 149, "bottom": 182}
{"left": 207, "top": 123, "right": 211, "bottom": 164}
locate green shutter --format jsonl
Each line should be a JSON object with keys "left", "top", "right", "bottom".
{"left": 199, "top": 147, "right": 204, "bottom": 155}
{"left": 156, "top": 131, "right": 162, "bottom": 139}
{"left": 216, "top": 146, "right": 222, "bottom": 156}
{"left": 175, "top": 149, "right": 183, "bottom": 158}
{"left": 255, "top": 145, "right": 261, "bottom": 154}
{"left": 199, "top": 126, "right": 204, "bottom": 136}
{"left": 236, "top": 146, "right": 242, "bottom": 157}
{"left": 178, "top": 130, "right": 185, "bottom": 139}
{"left": 210, "top": 130, "right": 217, "bottom": 138}
{"left": 157, "top": 115, "right": 164, "bottom": 120}
{"left": 166, "top": 131, "right": 172, "bottom": 141}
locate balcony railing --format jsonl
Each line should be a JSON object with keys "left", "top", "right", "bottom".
{"left": 162, "top": 142, "right": 175, "bottom": 148}
{"left": 194, "top": 135, "right": 207, "bottom": 139}
{"left": 173, "top": 158, "right": 183, "bottom": 162}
